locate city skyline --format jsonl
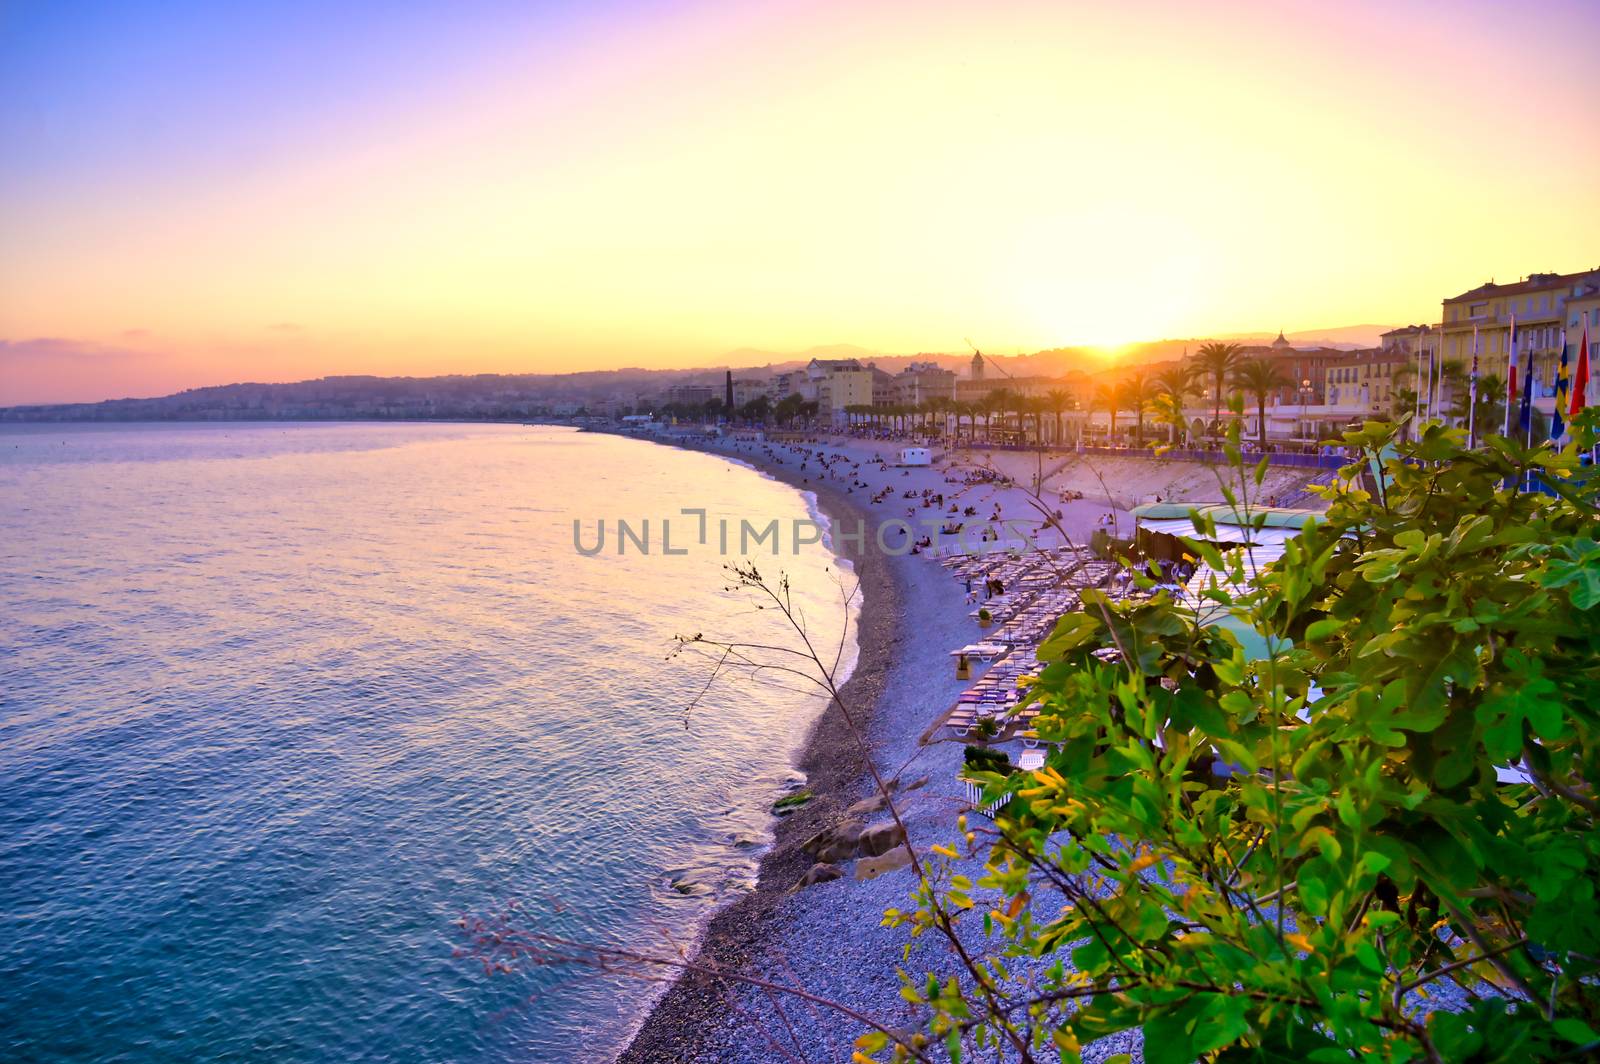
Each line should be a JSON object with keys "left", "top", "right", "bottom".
{"left": 4, "top": 0, "right": 1599, "bottom": 405}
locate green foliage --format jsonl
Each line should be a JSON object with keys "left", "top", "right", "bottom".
{"left": 878, "top": 415, "right": 1600, "bottom": 1062}
{"left": 963, "top": 745, "right": 1012, "bottom": 776}
{"left": 771, "top": 789, "right": 813, "bottom": 814}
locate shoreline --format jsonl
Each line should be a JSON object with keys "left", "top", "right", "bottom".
{"left": 614, "top": 431, "right": 912, "bottom": 1063}
{"left": 608, "top": 429, "right": 1169, "bottom": 1062}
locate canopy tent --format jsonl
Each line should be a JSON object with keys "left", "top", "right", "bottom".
{"left": 1138, "top": 502, "right": 1535, "bottom": 785}
{"left": 1130, "top": 502, "right": 1325, "bottom": 530}
{"left": 1136, "top": 518, "right": 1304, "bottom": 548}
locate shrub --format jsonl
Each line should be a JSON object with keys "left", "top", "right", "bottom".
{"left": 882, "top": 416, "right": 1600, "bottom": 1063}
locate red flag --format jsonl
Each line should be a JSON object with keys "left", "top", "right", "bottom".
{"left": 1571, "top": 319, "right": 1590, "bottom": 417}
{"left": 1507, "top": 315, "right": 1517, "bottom": 405}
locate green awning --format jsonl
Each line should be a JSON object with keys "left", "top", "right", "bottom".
{"left": 1131, "top": 502, "right": 1324, "bottom": 530}
{"left": 1194, "top": 606, "right": 1291, "bottom": 661}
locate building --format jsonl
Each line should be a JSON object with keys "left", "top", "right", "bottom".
{"left": 890, "top": 361, "right": 957, "bottom": 406}
{"left": 1564, "top": 281, "right": 1600, "bottom": 408}
{"left": 664, "top": 383, "right": 716, "bottom": 406}
{"left": 1441, "top": 269, "right": 1600, "bottom": 388}
{"left": 731, "top": 376, "right": 771, "bottom": 407}
{"left": 806, "top": 358, "right": 874, "bottom": 424}
{"left": 1379, "top": 324, "right": 1435, "bottom": 359}
{"left": 770, "top": 371, "right": 801, "bottom": 400}
{"left": 869, "top": 364, "right": 896, "bottom": 408}
{"left": 1234, "top": 331, "right": 1341, "bottom": 406}
{"left": 1324, "top": 348, "right": 1407, "bottom": 417}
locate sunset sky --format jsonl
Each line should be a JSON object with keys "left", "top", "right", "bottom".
{"left": 2, "top": 0, "right": 1598, "bottom": 404}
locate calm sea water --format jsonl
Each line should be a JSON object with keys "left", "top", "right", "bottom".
{"left": 0, "top": 423, "right": 854, "bottom": 1063}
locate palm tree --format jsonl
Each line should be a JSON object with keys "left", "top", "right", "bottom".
{"left": 1019, "top": 395, "right": 1047, "bottom": 446}
{"left": 1231, "top": 358, "right": 1291, "bottom": 450}
{"left": 985, "top": 389, "right": 1016, "bottom": 443}
{"left": 1044, "top": 388, "right": 1075, "bottom": 448}
{"left": 1152, "top": 363, "right": 1197, "bottom": 444}
{"left": 773, "top": 393, "right": 804, "bottom": 426}
{"left": 1436, "top": 360, "right": 1468, "bottom": 427}
{"left": 1092, "top": 383, "right": 1120, "bottom": 446}
{"left": 1195, "top": 342, "right": 1244, "bottom": 434}
{"left": 955, "top": 400, "right": 977, "bottom": 442}
{"left": 1119, "top": 371, "right": 1159, "bottom": 447}
{"left": 1148, "top": 392, "right": 1188, "bottom": 447}
{"left": 1450, "top": 373, "right": 1506, "bottom": 442}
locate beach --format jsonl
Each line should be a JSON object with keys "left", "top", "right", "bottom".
{"left": 615, "top": 432, "right": 1150, "bottom": 1062}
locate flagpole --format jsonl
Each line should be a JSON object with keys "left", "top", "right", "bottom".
{"left": 1503, "top": 313, "right": 1515, "bottom": 438}
{"left": 1414, "top": 330, "right": 1424, "bottom": 428}
{"left": 1425, "top": 336, "right": 1436, "bottom": 423}
{"left": 1523, "top": 351, "right": 1536, "bottom": 493}
{"left": 1467, "top": 324, "right": 1479, "bottom": 447}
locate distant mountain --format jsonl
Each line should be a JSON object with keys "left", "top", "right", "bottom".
{"left": 1, "top": 323, "right": 1400, "bottom": 420}
{"left": 1216, "top": 324, "right": 1396, "bottom": 349}
{"left": 721, "top": 342, "right": 885, "bottom": 367}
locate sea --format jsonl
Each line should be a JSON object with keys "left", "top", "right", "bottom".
{"left": 0, "top": 422, "right": 855, "bottom": 1063}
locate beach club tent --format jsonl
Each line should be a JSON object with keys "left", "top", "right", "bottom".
{"left": 1129, "top": 502, "right": 1325, "bottom": 660}
{"left": 1132, "top": 503, "right": 1324, "bottom": 588}
{"left": 1132, "top": 503, "right": 1535, "bottom": 785}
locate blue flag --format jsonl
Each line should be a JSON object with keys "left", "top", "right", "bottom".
{"left": 1519, "top": 348, "right": 1536, "bottom": 435}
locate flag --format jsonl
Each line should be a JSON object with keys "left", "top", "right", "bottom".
{"left": 1551, "top": 329, "right": 1570, "bottom": 441}
{"left": 1518, "top": 348, "right": 1535, "bottom": 435}
{"left": 1467, "top": 326, "right": 1479, "bottom": 445}
{"left": 1571, "top": 318, "right": 1591, "bottom": 419}
{"left": 1506, "top": 316, "right": 1518, "bottom": 406}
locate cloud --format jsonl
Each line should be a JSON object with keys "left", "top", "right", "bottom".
{"left": 0, "top": 338, "right": 165, "bottom": 405}
{"left": 120, "top": 327, "right": 153, "bottom": 339}
{"left": 0, "top": 337, "right": 153, "bottom": 364}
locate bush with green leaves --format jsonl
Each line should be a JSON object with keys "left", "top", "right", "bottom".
{"left": 878, "top": 415, "right": 1599, "bottom": 1063}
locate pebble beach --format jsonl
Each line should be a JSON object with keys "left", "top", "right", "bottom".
{"left": 615, "top": 431, "right": 1153, "bottom": 1063}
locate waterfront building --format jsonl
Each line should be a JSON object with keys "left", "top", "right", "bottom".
{"left": 806, "top": 358, "right": 873, "bottom": 425}
{"left": 664, "top": 383, "right": 716, "bottom": 406}
{"left": 869, "top": 363, "right": 896, "bottom": 408}
{"left": 1441, "top": 269, "right": 1600, "bottom": 387}
{"left": 1324, "top": 348, "right": 1408, "bottom": 417}
{"left": 891, "top": 361, "right": 957, "bottom": 406}
{"left": 1379, "top": 324, "right": 1434, "bottom": 359}
{"left": 731, "top": 376, "right": 771, "bottom": 407}
{"left": 770, "top": 371, "right": 801, "bottom": 400}
{"left": 1235, "top": 331, "right": 1341, "bottom": 406}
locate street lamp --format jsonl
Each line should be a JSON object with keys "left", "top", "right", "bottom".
{"left": 1298, "top": 378, "right": 1313, "bottom": 448}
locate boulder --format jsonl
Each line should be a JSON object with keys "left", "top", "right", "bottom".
{"left": 856, "top": 821, "right": 908, "bottom": 858}
{"left": 795, "top": 863, "right": 842, "bottom": 890}
{"left": 845, "top": 792, "right": 890, "bottom": 818}
{"left": 855, "top": 847, "right": 913, "bottom": 882}
{"left": 802, "top": 819, "right": 864, "bottom": 864}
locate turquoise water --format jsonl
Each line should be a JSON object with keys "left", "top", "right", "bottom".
{"left": 0, "top": 423, "right": 853, "bottom": 1062}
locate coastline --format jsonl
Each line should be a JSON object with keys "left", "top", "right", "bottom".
{"left": 608, "top": 429, "right": 1162, "bottom": 1061}
{"left": 615, "top": 433, "right": 911, "bottom": 1063}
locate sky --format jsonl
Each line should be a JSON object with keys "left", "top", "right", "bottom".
{"left": 2, "top": 0, "right": 1598, "bottom": 404}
